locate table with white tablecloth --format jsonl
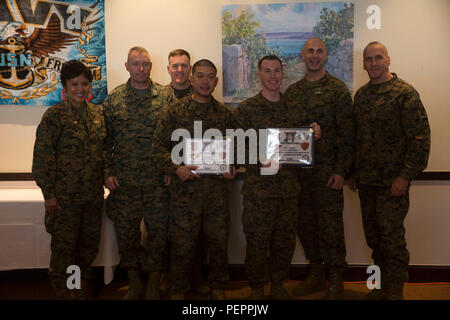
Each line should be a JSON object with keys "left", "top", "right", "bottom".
{"left": 0, "top": 182, "right": 121, "bottom": 284}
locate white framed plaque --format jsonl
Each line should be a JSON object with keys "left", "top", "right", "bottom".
{"left": 266, "top": 127, "right": 314, "bottom": 166}
{"left": 183, "top": 137, "right": 232, "bottom": 175}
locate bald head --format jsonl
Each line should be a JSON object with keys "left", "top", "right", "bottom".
{"left": 363, "top": 41, "right": 392, "bottom": 84}
{"left": 303, "top": 37, "right": 327, "bottom": 53}
{"left": 363, "top": 41, "right": 389, "bottom": 58}
{"left": 301, "top": 37, "right": 327, "bottom": 79}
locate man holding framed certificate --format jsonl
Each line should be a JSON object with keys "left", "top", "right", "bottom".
{"left": 284, "top": 37, "right": 355, "bottom": 300}
{"left": 266, "top": 127, "right": 315, "bottom": 167}
{"left": 164, "top": 49, "right": 210, "bottom": 297}
{"left": 152, "top": 59, "right": 237, "bottom": 300}
{"left": 235, "top": 55, "right": 320, "bottom": 300}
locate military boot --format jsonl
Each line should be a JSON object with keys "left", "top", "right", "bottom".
{"left": 386, "top": 282, "right": 404, "bottom": 300}
{"left": 270, "top": 283, "right": 293, "bottom": 300}
{"left": 159, "top": 271, "right": 169, "bottom": 297}
{"left": 191, "top": 263, "right": 210, "bottom": 296}
{"left": 170, "top": 293, "right": 185, "bottom": 300}
{"left": 123, "top": 268, "right": 144, "bottom": 300}
{"left": 292, "top": 263, "right": 326, "bottom": 296}
{"left": 364, "top": 277, "right": 389, "bottom": 300}
{"left": 324, "top": 268, "right": 344, "bottom": 300}
{"left": 73, "top": 279, "right": 89, "bottom": 300}
{"left": 210, "top": 288, "right": 226, "bottom": 300}
{"left": 145, "top": 271, "right": 161, "bottom": 300}
{"left": 364, "top": 288, "right": 386, "bottom": 300}
{"left": 249, "top": 286, "right": 265, "bottom": 300}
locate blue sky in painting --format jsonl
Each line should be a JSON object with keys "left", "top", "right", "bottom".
{"left": 222, "top": 2, "right": 350, "bottom": 33}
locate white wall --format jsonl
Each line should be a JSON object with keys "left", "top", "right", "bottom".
{"left": 0, "top": 0, "right": 449, "bottom": 172}
{"left": 228, "top": 181, "right": 450, "bottom": 266}
{"left": 0, "top": 0, "right": 449, "bottom": 266}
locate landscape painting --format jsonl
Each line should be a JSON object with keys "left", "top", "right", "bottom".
{"left": 222, "top": 2, "right": 354, "bottom": 105}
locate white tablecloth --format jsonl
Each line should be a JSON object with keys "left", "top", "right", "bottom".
{"left": 0, "top": 184, "right": 120, "bottom": 284}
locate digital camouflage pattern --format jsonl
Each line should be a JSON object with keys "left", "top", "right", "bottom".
{"left": 47, "top": 200, "right": 103, "bottom": 299}
{"left": 284, "top": 72, "right": 354, "bottom": 269}
{"left": 235, "top": 92, "right": 300, "bottom": 287}
{"left": 32, "top": 100, "right": 106, "bottom": 299}
{"left": 295, "top": 169, "right": 346, "bottom": 268}
{"left": 284, "top": 72, "right": 354, "bottom": 177}
{"left": 165, "top": 84, "right": 193, "bottom": 104}
{"left": 358, "top": 185, "right": 410, "bottom": 283}
{"left": 102, "top": 79, "right": 171, "bottom": 271}
{"left": 152, "top": 97, "right": 237, "bottom": 294}
{"left": 33, "top": 100, "right": 106, "bottom": 203}
{"left": 165, "top": 83, "right": 208, "bottom": 281}
{"left": 353, "top": 74, "right": 431, "bottom": 283}
{"left": 353, "top": 73, "right": 431, "bottom": 187}
{"left": 234, "top": 93, "right": 300, "bottom": 199}
{"left": 242, "top": 195, "right": 298, "bottom": 288}
{"left": 103, "top": 79, "right": 171, "bottom": 187}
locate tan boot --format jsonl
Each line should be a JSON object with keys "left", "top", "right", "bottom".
{"left": 159, "top": 271, "right": 169, "bottom": 297}
{"left": 249, "top": 286, "right": 265, "bottom": 300}
{"left": 270, "top": 283, "right": 293, "bottom": 300}
{"left": 292, "top": 263, "right": 326, "bottom": 296}
{"left": 145, "top": 271, "right": 161, "bottom": 300}
{"left": 170, "top": 293, "right": 185, "bottom": 300}
{"left": 324, "top": 268, "right": 344, "bottom": 300}
{"left": 191, "top": 263, "right": 210, "bottom": 296}
{"left": 210, "top": 288, "right": 226, "bottom": 300}
{"left": 123, "top": 269, "right": 144, "bottom": 300}
{"left": 364, "top": 276, "right": 389, "bottom": 300}
{"left": 386, "top": 282, "right": 404, "bottom": 300}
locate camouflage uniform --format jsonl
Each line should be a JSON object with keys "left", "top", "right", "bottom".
{"left": 353, "top": 73, "right": 430, "bottom": 283}
{"left": 32, "top": 100, "right": 106, "bottom": 298}
{"left": 152, "top": 97, "right": 237, "bottom": 294}
{"left": 235, "top": 93, "right": 300, "bottom": 288}
{"left": 166, "top": 84, "right": 207, "bottom": 283}
{"left": 284, "top": 72, "right": 354, "bottom": 270}
{"left": 165, "top": 84, "right": 193, "bottom": 103}
{"left": 103, "top": 79, "right": 170, "bottom": 273}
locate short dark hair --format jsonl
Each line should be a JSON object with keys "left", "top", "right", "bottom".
{"left": 168, "top": 49, "right": 191, "bottom": 62}
{"left": 258, "top": 55, "right": 283, "bottom": 70}
{"left": 128, "top": 46, "right": 149, "bottom": 61}
{"left": 60, "top": 60, "right": 92, "bottom": 86}
{"left": 192, "top": 59, "right": 217, "bottom": 75}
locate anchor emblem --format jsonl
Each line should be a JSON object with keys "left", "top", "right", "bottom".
{"left": 0, "top": 37, "right": 34, "bottom": 90}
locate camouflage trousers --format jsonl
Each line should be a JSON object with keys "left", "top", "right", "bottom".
{"left": 45, "top": 198, "right": 103, "bottom": 298}
{"left": 358, "top": 185, "right": 410, "bottom": 283}
{"left": 242, "top": 196, "right": 298, "bottom": 288}
{"left": 297, "top": 170, "right": 347, "bottom": 269}
{"left": 106, "top": 185, "right": 168, "bottom": 272}
{"left": 168, "top": 180, "right": 230, "bottom": 294}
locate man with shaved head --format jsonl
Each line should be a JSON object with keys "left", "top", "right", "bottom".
{"left": 284, "top": 37, "right": 354, "bottom": 299}
{"left": 350, "top": 42, "right": 430, "bottom": 300}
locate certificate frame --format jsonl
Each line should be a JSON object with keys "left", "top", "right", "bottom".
{"left": 266, "top": 127, "right": 314, "bottom": 167}
{"left": 183, "top": 137, "right": 232, "bottom": 175}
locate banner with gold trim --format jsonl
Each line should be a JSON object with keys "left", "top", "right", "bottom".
{"left": 0, "top": 0, "right": 107, "bottom": 106}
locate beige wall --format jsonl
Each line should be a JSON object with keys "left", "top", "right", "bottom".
{"left": 228, "top": 181, "right": 450, "bottom": 265}
{"left": 0, "top": 0, "right": 449, "bottom": 266}
{"left": 0, "top": 0, "right": 449, "bottom": 172}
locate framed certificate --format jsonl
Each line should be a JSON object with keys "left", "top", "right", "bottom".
{"left": 266, "top": 127, "right": 314, "bottom": 166}
{"left": 183, "top": 137, "right": 232, "bottom": 175}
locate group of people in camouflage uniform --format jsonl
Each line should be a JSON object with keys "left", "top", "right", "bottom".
{"left": 32, "top": 37, "right": 430, "bottom": 300}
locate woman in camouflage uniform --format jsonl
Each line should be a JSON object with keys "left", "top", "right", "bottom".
{"left": 32, "top": 60, "right": 106, "bottom": 299}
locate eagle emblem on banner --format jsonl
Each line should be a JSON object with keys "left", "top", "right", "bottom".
{"left": 0, "top": 0, "right": 107, "bottom": 105}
